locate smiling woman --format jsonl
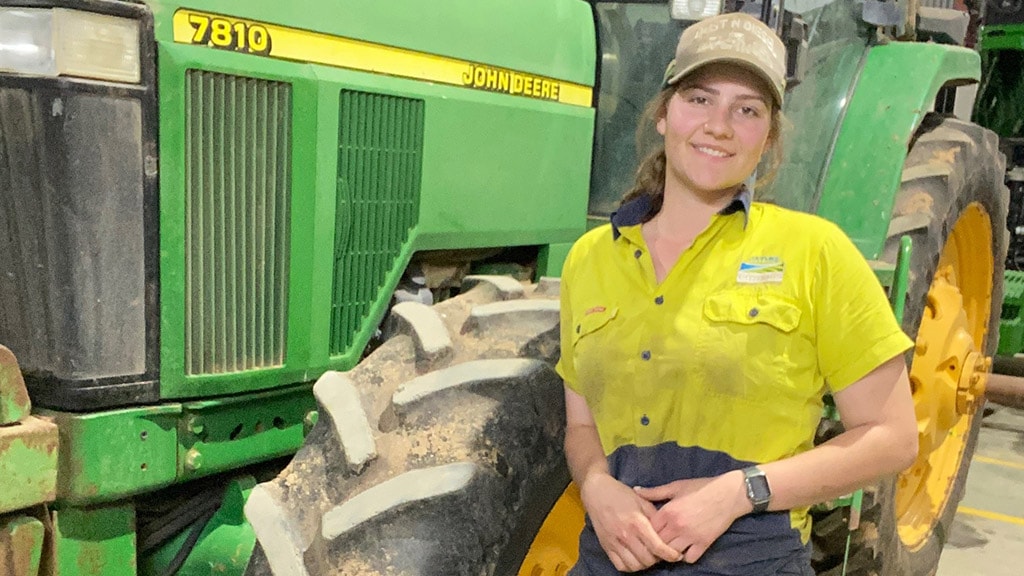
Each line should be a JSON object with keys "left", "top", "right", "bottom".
{"left": 557, "top": 11, "right": 920, "bottom": 576}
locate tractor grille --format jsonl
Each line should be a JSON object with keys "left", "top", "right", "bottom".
{"left": 184, "top": 71, "right": 292, "bottom": 375}
{"left": 330, "top": 90, "right": 424, "bottom": 355}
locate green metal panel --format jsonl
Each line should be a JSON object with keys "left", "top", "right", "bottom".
{"left": 185, "top": 71, "right": 291, "bottom": 376}
{"left": 998, "top": 270, "right": 1024, "bottom": 355}
{"left": 0, "top": 346, "right": 30, "bottom": 425}
{"left": 816, "top": 42, "right": 980, "bottom": 259}
{"left": 40, "top": 406, "right": 180, "bottom": 505}
{"left": 158, "top": 28, "right": 594, "bottom": 393}
{"left": 978, "top": 23, "right": 1024, "bottom": 51}
{"left": 177, "top": 384, "right": 315, "bottom": 481}
{"left": 331, "top": 90, "right": 423, "bottom": 357}
{"left": 148, "top": 0, "right": 595, "bottom": 86}
{"left": 0, "top": 416, "right": 57, "bottom": 514}
{"left": 53, "top": 503, "right": 135, "bottom": 576}
{"left": 0, "top": 515, "right": 44, "bottom": 576}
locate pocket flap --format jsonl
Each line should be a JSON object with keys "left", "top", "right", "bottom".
{"left": 572, "top": 306, "right": 618, "bottom": 343}
{"left": 703, "top": 291, "right": 801, "bottom": 333}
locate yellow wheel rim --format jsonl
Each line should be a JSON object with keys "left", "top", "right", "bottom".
{"left": 517, "top": 483, "right": 584, "bottom": 575}
{"left": 896, "top": 202, "right": 993, "bottom": 549}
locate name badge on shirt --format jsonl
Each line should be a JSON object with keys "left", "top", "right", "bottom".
{"left": 737, "top": 257, "right": 784, "bottom": 284}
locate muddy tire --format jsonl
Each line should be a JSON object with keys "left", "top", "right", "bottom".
{"left": 810, "top": 115, "right": 1009, "bottom": 575}
{"left": 243, "top": 276, "right": 568, "bottom": 576}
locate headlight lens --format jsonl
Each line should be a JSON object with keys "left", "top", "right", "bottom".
{"left": 670, "top": 0, "right": 725, "bottom": 21}
{"left": 0, "top": 7, "right": 140, "bottom": 83}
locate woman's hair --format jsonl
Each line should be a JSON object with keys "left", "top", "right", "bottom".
{"left": 620, "top": 82, "right": 785, "bottom": 218}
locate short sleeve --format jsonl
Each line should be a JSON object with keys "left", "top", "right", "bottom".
{"left": 814, "top": 226, "right": 914, "bottom": 392}
{"left": 554, "top": 243, "right": 580, "bottom": 392}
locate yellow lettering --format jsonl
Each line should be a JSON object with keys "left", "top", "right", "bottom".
{"left": 524, "top": 77, "right": 534, "bottom": 97}
{"left": 474, "top": 67, "right": 487, "bottom": 87}
{"left": 512, "top": 74, "right": 524, "bottom": 95}
{"left": 498, "top": 71, "right": 509, "bottom": 92}
{"left": 462, "top": 65, "right": 475, "bottom": 86}
{"left": 551, "top": 83, "right": 560, "bottom": 101}
{"left": 486, "top": 68, "right": 498, "bottom": 90}
{"left": 540, "top": 80, "right": 550, "bottom": 99}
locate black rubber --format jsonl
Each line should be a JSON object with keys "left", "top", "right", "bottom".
{"left": 244, "top": 277, "right": 567, "bottom": 576}
{"left": 810, "top": 114, "right": 1009, "bottom": 576}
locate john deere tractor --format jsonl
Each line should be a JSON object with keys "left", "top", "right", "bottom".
{"left": 0, "top": 1, "right": 1008, "bottom": 575}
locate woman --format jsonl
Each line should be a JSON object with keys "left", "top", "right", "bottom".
{"left": 556, "top": 12, "right": 919, "bottom": 575}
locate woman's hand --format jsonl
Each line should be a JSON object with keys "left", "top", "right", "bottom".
{"left": 633, "top": 471, "right": 749, "bottom": 563}
{"left": 580, "top": 473, "right": 683, "bottom": 572}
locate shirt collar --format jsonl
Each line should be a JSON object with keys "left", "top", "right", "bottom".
{"left": 610, "top": 187, "right": 752, "bottom": 240}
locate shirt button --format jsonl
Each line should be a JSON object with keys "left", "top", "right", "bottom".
{"left": 576, "top": 324, "right": 581, "bottom": 334}
{"left": 641, "top": 350, "right": 651, "bottom": 360}
{"left": 640, "top": 415, "right": 650, "bottom": 426}
{"left": 654, "top": 295, "right": 664, "bottom": 305}
{"left": 748, "top": 307, "right": 759, "bottom": 318}
{"left": 634, "top": 249, "right": 643, "bottom": 259}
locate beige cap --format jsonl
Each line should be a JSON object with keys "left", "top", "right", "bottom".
{"left": 664, "top": 12, "right": 787, "bottom": 106}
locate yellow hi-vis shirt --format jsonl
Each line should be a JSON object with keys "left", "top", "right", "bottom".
{"left": 556, "top": 192, "right": 913, "bottom": 572}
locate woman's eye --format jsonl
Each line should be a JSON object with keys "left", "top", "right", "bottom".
{"left": 687, "top": 95, "right": 709, "bottom": 105}
{"left": 739, "top": 106, "right": 763, "bottom": 118}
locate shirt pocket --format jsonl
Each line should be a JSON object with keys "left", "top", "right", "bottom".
{"left": 702, "top": 291, "right": 801, "bottom": 334}
{"left": 697, "top": 290, "right": 803, "bottom": 401}
{"left": 571, "top": 306, "right": 619, "bottom": 347}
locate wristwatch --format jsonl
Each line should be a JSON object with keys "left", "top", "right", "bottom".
{"left": 742, "top": 466, "right": 772, "bottom": 513}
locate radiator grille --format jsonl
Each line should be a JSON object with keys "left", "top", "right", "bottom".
{"left": 184, "top": 71, "right": 291, "bottom": 375}
{"left": 330, "top": 91, "right": 424, "bottom": 355}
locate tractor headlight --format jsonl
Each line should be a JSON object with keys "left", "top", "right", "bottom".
{"left": 0, "top": 8, "right": 140, "bottom": 83}
{"left": 670, "top": 0, "right": 725, "bottom": 21}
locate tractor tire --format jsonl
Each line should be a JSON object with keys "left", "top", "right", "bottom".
{"left": 810, "top": 114, "right": 1009, "bottom": 575}
{"left": 243, "top": 276, "right": 569, "bottom": 576}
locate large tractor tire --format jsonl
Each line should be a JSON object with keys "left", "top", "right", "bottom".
{"left": 243, "top": 276, "right": 569, "bottom": 576}
{"left": 811, "top": 114, "right": 1009, "bottom": 575}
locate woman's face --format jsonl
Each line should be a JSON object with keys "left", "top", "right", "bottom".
{"left": 657, "top": 64, "right": 773, "bottom": 200}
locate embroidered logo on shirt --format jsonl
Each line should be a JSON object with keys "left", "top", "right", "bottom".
{"left": 584, "top": 306, "right": 607, "bottom": 316}
{"left": 737, "top": 257, "right": 784, "bottom": 284}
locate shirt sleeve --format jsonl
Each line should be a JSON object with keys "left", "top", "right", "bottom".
{"left": 814, "top": 224, "right": 915, "bottom": 393}
{"left": 554, "top": 241, "right": 580, "bottom": 393}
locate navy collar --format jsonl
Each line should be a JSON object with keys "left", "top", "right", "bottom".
{"left": 610, "top": 187, "right": 752, "bottom": 240}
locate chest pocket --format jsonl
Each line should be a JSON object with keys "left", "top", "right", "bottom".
{"left": 698, "top": 290, "right": 804, "bottom": 401}
{"left": 703, "top": 291, "right": 801, "bottom": 333}
{"left": 572, "top": 306, "right": 619, "bottom": 346}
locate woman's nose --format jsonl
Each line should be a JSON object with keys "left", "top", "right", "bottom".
{"left": 703, "top": 106, "right": 733, "bottom": 138}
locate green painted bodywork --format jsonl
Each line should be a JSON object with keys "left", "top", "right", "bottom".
{"left": 177, "top": 385, "right": 315, "bottom": 481}
{"left": 140, "top": 476, "right": 255, "bottom": 576}
{"left": 41, "top": 406, "right": 180, "bottom": 505}
{"left": 0, "top": 347, "right": 31, "bottom": 425}
{"left": 152, "top": 0, "right": 596, "bottom": 399}
{"left": 816, "top": 42, "right": 980, "bottom": 259}
{"left": 39, "top": 385, "right": 313, "bottom": 505}
{"left": 0, "top": 514, "right": 45, "bottom": 576}
{"left": 0, "top": 417, "right": 58, "bottom": 515}
{"left": 53, "top": 504, "right": 136, "bottom": 576}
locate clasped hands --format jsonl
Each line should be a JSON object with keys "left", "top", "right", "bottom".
{"left": 580, "top": 471, "right": 749, "bottom": 573}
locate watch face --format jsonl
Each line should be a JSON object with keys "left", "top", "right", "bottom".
{"left": 748, "top": 473, "right": 771, "bottom": 502}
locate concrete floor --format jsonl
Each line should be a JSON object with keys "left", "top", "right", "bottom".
{"left": 936, "top": 405, "right": 1024, "bottom": 575}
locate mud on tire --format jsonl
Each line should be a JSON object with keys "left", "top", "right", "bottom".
{"left": 243, "top": 276, "right": 568, "bottom": 576}
{"left": 810, "top": 114, "right": 1009, "bottom": 576}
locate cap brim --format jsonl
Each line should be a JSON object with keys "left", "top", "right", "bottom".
{"left": 665, "top": 57, "right": 783, "bottom": 107}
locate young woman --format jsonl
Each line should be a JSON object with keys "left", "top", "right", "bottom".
{"left": 557, "top": 12, "right": 919, "bottom": 575}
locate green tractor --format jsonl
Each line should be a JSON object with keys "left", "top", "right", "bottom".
{"left": 976, "top": 0, "right": 1024, "bottom": 363}
{"left": 0, "top": 1, "right": 1008, "bottom": 575}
